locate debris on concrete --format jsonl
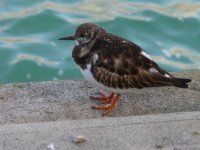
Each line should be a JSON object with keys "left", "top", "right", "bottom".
{"left": 72, "top": 135, "right": 86, "bottom": 144}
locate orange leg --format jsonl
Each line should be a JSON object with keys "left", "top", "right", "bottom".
{"left": 90, "top": 92, "right": 114, "bottom": 101}
{"left": 92, "top": 94, "right": 120, "bottom": 116}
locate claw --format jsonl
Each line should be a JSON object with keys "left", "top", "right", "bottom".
{"left": 92, "top": 94, "right": 120, "bottom": 116}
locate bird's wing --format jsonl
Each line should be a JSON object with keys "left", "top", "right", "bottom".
{"left": 91, "top": 35, "right": 176, "bottom": 89}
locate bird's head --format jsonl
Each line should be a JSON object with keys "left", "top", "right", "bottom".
{"left": 59, "top": 23, "right": 105, "bottom": 58}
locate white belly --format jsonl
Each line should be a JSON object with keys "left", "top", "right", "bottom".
{"left": 80, "top": 64, "right": 138, "bottom": 94}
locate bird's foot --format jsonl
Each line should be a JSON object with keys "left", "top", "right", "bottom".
{"left": 92, "top": 94, "right": 120, "bottom": 116}
{"left": 90, "top": 92, "right": 114, "bottom": 102}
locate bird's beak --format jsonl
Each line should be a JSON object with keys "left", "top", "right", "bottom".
{"left": 58, "top": 35, "right": 74, "bottom": 40}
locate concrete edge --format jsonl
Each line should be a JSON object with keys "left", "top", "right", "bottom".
{"left": 1, "top": 111, "right": 200, "bottom": 135}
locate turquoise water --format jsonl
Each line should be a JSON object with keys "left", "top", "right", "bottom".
{"left": 0, "top": 0, "right": 200, "bottom": 83}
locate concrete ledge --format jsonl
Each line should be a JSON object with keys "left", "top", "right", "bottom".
{"left": 0, "top": 70, "right": 199, "bottom": 125}
{"left": 0, "top": 70, "right": 200, "bottom": 149}
{"left": 0, "top": 111, "right": 200, "bottom": 150}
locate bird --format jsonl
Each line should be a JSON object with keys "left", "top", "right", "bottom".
{"left": 59, "top": 23, "right": 191, "bottom": 116}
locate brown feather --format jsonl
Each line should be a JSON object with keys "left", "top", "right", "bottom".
{"left": 66, "top": 23, "right": 191, "bottom": 90}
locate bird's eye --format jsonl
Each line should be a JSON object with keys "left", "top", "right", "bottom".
{"left": 80, "top": 34, "right": 84, "bottom": 37}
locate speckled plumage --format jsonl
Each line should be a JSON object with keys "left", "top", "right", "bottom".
{"left": 69, "top": 23, "right": 190, "bottom": 89}
{"left": 59, "top": 23, "right": 191, "bottom": 115}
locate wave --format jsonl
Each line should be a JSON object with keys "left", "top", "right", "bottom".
{"left": 1, "top": 1, "right": 200, "bottom": 24}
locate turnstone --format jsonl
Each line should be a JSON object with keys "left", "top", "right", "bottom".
{"left": 59, "top": 23, "right": 191, "bottom": 116}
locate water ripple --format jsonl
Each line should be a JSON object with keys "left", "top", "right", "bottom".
{"left": 153, "top": 47, "right": 200, "bottom": 70}
{"left": 154, "top": 56, "right": 200, "bottom": 69}
{"left": 10, "top": 54, "right": 60, "bottom": 66}
{"left": 0, "top": 0, "right": 199, "bottom": 83}
{"left": 0, "top": 37, "right": 39, "bottom": 44}
{"left": 1, "top": 1, "right": 200, "bottom": 24}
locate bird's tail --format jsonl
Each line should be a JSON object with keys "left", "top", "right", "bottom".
{"left": 172, "top": 78, "right": 191, "bottom": 88}
{"left": 147, "top": 72, "right": 191, "bottom": 88}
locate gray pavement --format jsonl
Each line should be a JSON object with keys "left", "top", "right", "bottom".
{"left": 0, "top": 111, "right": 200, "bottom": 150}
{"left": 0, "top": 70, "right": 199, "bottom": 125}
{"left": 0, "top": 70, "right": 199, "bottom": 149}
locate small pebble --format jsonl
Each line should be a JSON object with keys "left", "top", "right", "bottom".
{"left": 155, "top": 144, "right": 163, "bottom": 149}
{"left": 47, "top": 143, "right": 55, "bottom": 150}
{"left": 192, "top": 131, "right": 200, "bottom": 136}
{"left": 72, "top": 135, "right": 86, "bottom": 144}
{"left": 0, "top": 94, "right": 4, "bottom": 100}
